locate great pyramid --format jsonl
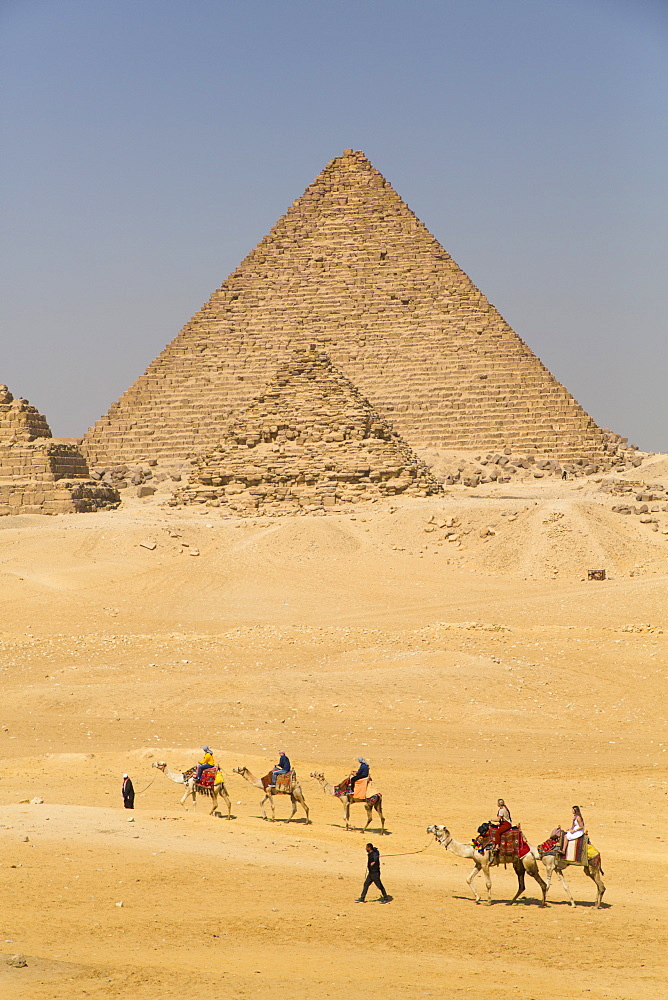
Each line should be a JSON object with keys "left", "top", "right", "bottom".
{"left": 174, "top": 347, "right": 442, "bottom": 514}
{"left": 0, "top": 385, "right": 119, "bottom": 515}
{"left": 83, "top": 149, "right": 621, "bottom": 470}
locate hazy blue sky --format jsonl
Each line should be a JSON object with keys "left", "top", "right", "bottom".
{"left": 1, "top": 0, "right": 666, "bottom": 449}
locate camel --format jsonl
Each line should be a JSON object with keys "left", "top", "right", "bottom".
{"left": 539, "top": 844, "right": 606, "bottom": 908}
{"left": 310, "top": 772, "right": 386, "bottom": 834}
{"left": 233, "top": 766, "right": 310, "bottom": 823}
{"left": 427, "top": 824, "right": 547, "bottom": 905}
{"left": 152, "top": 761, "right": 232, "bottom": 819}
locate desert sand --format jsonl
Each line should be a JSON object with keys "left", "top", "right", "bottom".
{"left": 1, "top": 470, "right": 667, "bottom": 999}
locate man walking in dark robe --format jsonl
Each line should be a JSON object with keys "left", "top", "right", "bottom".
{"left": 122, "top": 774, "right": 135, "bottom": 809}
{"left": 356, "top": 843, "right": 391, "bottom": 903}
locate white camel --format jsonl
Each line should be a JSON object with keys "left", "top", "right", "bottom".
{"left": 233, "top": 766, "right": 310, "bottom": 823}
{"left": 539, "top": 842, "right": 606, "bottom": 908}
{"left": 152, "top": 761, "right": 232, "bottom": 819}
{"left": 310, "top": 772, "right": 386, "bottom": 834}
{"left": 427, "top": 824, "right": 547, "bottom": 905}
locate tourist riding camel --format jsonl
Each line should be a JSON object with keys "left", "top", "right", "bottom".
{"left": 349, "top": 757, "right": 370, "bottom": 797}
{"left": 271, "top": 751, "right": 291, "bottom": 786}
{"left": 562, "top": 805, "right": 585, "bottom": 859}
{"left": 196, "top": 745, "right": 216, "bottom": 782}
{"left": 488, "top": 798, "right": 512, "bottom": 853}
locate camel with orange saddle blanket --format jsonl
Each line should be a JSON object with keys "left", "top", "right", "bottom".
{"left": 310, "top": 772, "right": 386, "bottom": 834}
{"left": 233, "top": 766, "right": 310, "bottom": 823}
{"left": 152, "top": 761, "right": 232, "bottom": 819}
{"left": 427, "top": 823, "right": 547, "bottom": 905}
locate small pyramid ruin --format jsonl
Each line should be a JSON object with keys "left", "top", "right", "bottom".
{"left": 174, "top": 348, "right": 442, "bottom": 514}
{"left": 0, "top": 385, "right": 119, "bottom": 515}
{"left": 83, "top": 149, "right": 624, "bottom": 471}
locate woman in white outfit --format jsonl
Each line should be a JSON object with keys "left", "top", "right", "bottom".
{"left": 563, "top": 805, "right": 585, "bottom": 860}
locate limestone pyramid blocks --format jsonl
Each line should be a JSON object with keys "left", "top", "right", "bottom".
{"left": 0, "top": 386, "right": 119, "bottom": 516}
{"left": 82, "top": 150, "right": 624, "bottom": 472}
{"left": 174, "top": 348, "right": 442, "bottom": 514}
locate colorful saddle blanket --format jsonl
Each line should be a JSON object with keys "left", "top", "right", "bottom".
{"left": 334, "top": 776, "right": 373, "bottom": 799}
{"left": 538, "top": 834, "right": 561, "bottom": 856}
{"left": 261, "top": 770, "right": 293, "bottom": 792}
{"left": 334, "top": 778, "right": 353, "bottom": 797}
{"left": 475, "top": 826, "right": 530, "bottom": 860}
{"left": 182, "top": 766, "right": 221, "bottom": 788}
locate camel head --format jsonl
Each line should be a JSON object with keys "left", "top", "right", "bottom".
{"left": 232, "top": 767, "right": 247, "bottom": 776}
{"left": 310, "top": 771, "right": 324, "bottom": 780}
{"left": 427, "top": 824, "right": 450, "bottom": 844}
{"left": 153, "top": 761, "right": 167, "bottom": 771}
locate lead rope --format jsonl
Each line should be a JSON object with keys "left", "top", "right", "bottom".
{"left": 134, "top": 775, "right": 157, "bottom": 796}
{"left": 380, "top": 838, "right": 434, "bottom": 858}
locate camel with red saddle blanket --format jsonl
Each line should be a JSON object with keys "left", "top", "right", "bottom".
{"left": 310, "top": 772, "right": 386, "bottom": 834}
{"left": 427, "top": 824, "right": 547, "bottom": 905}
{"left": 152, "top": 761, "right": 232, "bottom": 819}
{"left": 233, "top": 766, "right": 310, "bottom": 823}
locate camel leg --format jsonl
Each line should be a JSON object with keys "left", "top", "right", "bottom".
{"left": 219, "top": 789, "right": 232, "bottom": 820}
{"left": 362, "top": 804, "right": 373, "bottom": 832}
{"left": 584, "top": 865, "right": 606, "bottom": 908}
{"left": 467, "top": 865, "right": 482, "bottom": 903}
{"left": 555, "top": 863, "right": 576, "bottom": 907}
{"left": 525, "top": 859, "right": 547, "bottom": 906}
{"left": 260, "top": 792, "right": 272, "bottom": 821}
{"left": 180, "top": 787, "right": 193, "bottom": 812}
{"left": 509, "top": 859, "right": 526, "bottom": 904}
{"left": 343, "top": 801, "right": 351, "bottom": 831}
{"left": 375, "top": 801, "right": 386, "bottom": 835}
{"left": 288, "top": 795, "right": 298, "bottom": 821}
{"left": 294, "top": 791, "right": 310, "bottom": 824}
{"left": 482, "top": 862, "right": 492, "bottom": 904}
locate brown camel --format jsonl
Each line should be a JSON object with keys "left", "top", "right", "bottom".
{"left": 310, "top": 772, "right": 386, "bottom": 834}
{"left": 152, "top": 761, "right": 232, "bottom": 819}
{"left": 233, "top": 766, "right": 310, "bottom": 823}
{"left": 427, "top": 824, "right": 547, "bottom": 905}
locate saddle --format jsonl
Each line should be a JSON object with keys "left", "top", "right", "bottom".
{"left": 476, "top": 824, "right": 530, "bottom": 861}
{"left": 351, "top": 777, "right": 370, "bottom": 800}
{"left": 196, "top": 768, "right": 222, "bottom": 789}
{"left": 334, "top": 776, "right": 371, "bottom": 799}
{"left": 183, "top": 766, "right": 221, "bottom": 788}
{"left": 261, "top": 769, "right": 294, "bottom": 792}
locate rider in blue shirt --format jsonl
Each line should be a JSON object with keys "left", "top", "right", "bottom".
{"left": 271, "top": 751, "right": 291, "bottom": 785}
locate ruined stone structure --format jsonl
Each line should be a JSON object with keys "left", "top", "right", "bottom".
{"left": 83, "top": 149, "right": 622, "bottom": 470}
{"left": 175, "top": 347, "right": 442, "bottom": 514}
{"left": 0, "top": 386, "right": 119, "bottom": 515}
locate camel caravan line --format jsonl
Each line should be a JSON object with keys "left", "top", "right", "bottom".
{"left": 427, "top": 823, "right": 606, "bottom": 908}
{"left": 151, "top": 757, "right": 605, "bottom": 908}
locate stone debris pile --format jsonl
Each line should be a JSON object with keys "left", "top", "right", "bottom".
{"left": 425, "top": 444, "right": 642, "bottom": 488}
{"left": 173, "top": 348, "right": 442, "bottom": 514}
{"left": 0, "top": 385, "right": 119, "bottom": 516}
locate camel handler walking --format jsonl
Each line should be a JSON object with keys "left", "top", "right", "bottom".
{"left": 356, "top": 843, "right": 391, "bottom": 903}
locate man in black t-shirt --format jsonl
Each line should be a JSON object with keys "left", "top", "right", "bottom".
{"left": 356, "top": 843, "right": 390, "bottom": 903}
